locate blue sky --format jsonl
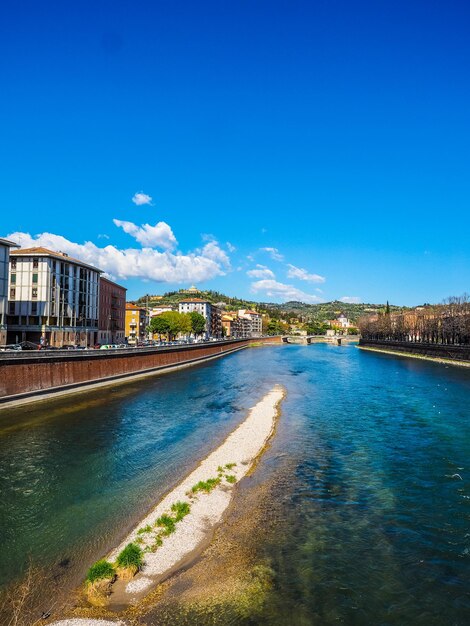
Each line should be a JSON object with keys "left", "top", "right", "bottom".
{"left": 1, "top": 0, "right": 469, "bottom": 305}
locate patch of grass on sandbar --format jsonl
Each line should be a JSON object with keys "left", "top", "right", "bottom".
{"left": 171, "top": 501, "right": 191, "bottom": 521}
{"left": 155, "top": 513, "right": 176, "bottom": 535}
{"left": 137, "top": 524, "right": 153, "bottom": 535}
{"left": 116, "top": 543, "right": 143, "bottom": 577}
{"left": 190, "top": 477, "right": 221, "bottom": 494}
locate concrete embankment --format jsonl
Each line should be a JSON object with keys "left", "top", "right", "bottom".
{"left": 0, "top": 337, "right": 282, "bottom": 407}
{"left": 359, "top": 339, "right": 470, "bottom": 367}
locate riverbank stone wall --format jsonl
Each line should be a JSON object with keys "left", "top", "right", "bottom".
{"left": 359, "top": 339, "right": 470, "bottom": 362}
{"left": 0, "top": 337, "right": 282, "bottom": 402}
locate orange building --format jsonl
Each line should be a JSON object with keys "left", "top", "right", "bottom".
{"left": 125, "top": 303, "right": 148, "bottom": 345}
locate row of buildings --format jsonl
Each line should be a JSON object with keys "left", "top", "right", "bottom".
{"left": 0, "top": 238, "right": 263, "bottom": 347}
{"left": 177, "top": 299, "right": 262, "bottom": 339}
{"left": 127, "top": 299, "right": 263, "bottom": 343}
{"left": 0, "top": 239, "right": 127, "bottom": 347}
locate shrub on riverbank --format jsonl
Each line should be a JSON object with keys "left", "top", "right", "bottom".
{"left": 85, "top": 559, "right": 116, "bottom": 604}
{"left": 86, "top": 559, "right": 116, "bottom": 585}
{"left": 116, "top": 543, "right": 143, "bottom": 579}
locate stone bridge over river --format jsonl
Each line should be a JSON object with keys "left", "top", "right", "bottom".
{"left": 282, "top": 335, "right": 360, "bottom": 345}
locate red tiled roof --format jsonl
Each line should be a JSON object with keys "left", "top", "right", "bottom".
{"left": 126, "top": 302, "right": 146, "bottom": 311}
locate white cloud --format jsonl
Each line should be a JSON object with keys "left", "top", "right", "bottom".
{"left": 250, "top": 279, "right": 324, "bottom": 304}
{"left": 286, "top": 264, "right": 326, "bottom": 283}
{"left": 199, "top": 240, "right": 231, "bottom": 269}
{"left": 340, "top": 296, "right": 361, "bottom": 304}
{"left": 7, "top": 231, "right": 229, "bottom": 284}
{"left": 113, "top": 219, "right": 177, "bottom": 250}
{"left": 226, "top": 241, "right": 236, "bottom": 253}
{"left": 97, "top": 233, "right": 110, "bottom": 239}
{"left": 260, "top": 247, "right": 284, "bottom": 261}
{"left": 246, "top": 264, "right": 275, "bottom": 279}
{"left": 132, "top": 192, "right": 153, "bottom": 206}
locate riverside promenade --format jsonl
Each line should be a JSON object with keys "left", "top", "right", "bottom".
{"left": 359, "top": 338, "right": 470, "bottom": 366}
{"left": 0, "top": 337, "right": 282, "bottom": 406}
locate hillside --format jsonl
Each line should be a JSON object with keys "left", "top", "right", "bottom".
{"left": 134, "top": 290, "right": 405, "bottom": 323}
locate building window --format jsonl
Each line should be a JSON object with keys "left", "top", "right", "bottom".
{"left": 10, "top": 287, "right": 15, "bottom": 299}
{"left": 10, "top": 258, "right": 17, "bottom": 270}
{"left": 31, "top": 302, "right": 38, "bottom": 314}
{"left": 32, "top": 273, "right": 38, "bottom": 284}
{"left": 32, "top": 287, "right": 38, "bottom": 299}
{"left": 10, "top": 273, "right": 16, "bottom": 284}
{"left": 33, "top": 258, "right": 39, "bottom": 268}
{"left": 9, "top": 302, "right": 15, "bottom": 315}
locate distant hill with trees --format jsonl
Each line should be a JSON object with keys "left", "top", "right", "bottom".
{"left": 134, "top": 290, "right": 405, "bottom": 324}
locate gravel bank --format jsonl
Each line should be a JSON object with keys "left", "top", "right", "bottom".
{"left": 108, "top": 384, "right": 285, "bottom": 603}
{"left": 49, "top": 385, "right": 285, "bottom": 623}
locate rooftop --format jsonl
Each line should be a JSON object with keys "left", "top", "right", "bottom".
{"left": 100, "top": 276, "right": 127, "bottom": 291}
{"left": 11, "top": 247, "right": 102, "bottom": 272}
{"left": 0, "top": 237, "right": 19, "bottom": 248}
{"left": 126, "top": 302, "right": 146, "bottom": 311}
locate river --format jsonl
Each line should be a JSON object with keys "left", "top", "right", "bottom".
{"left": 1, "top": 344, "right": 469, "bottom": 624}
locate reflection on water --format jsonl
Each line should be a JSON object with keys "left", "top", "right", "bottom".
{"left": 1, "top": 345, "right": 470, "bottom": 624}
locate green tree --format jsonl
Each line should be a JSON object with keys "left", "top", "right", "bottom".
{"left": 160, "top": 311, "right": 184, "bottom": 341}
{"left": 266, "top": 319, "right": 284, "bottom": 335}
{"left": 179, "top": 312, "right": 192, "bottom": 337}
{"left": 305, "top": 321, "right": 329, "bottom": 335}
{"left": 149, "top": 315, "right": 171, "bottom": 339}
{"left": 189, "top": 311, "right": 206, "bottom": 337}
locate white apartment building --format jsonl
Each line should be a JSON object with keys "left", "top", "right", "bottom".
{"left": 238, "top": 309, "right": 263, "bottom": 337}
{"left": 150, "top": 305, "right": 174, "bottom": 318}
{"left": 0, "top": 237, "right": 19, "bottom": 345}
{"left": 8, "top": 247, "right": 101, "bottom": 347}
{"left": 178, "top": 298, "right": 214, "bottom": 338}
{"left": 237, "top": 315, "right": 253, "bottom": 338}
